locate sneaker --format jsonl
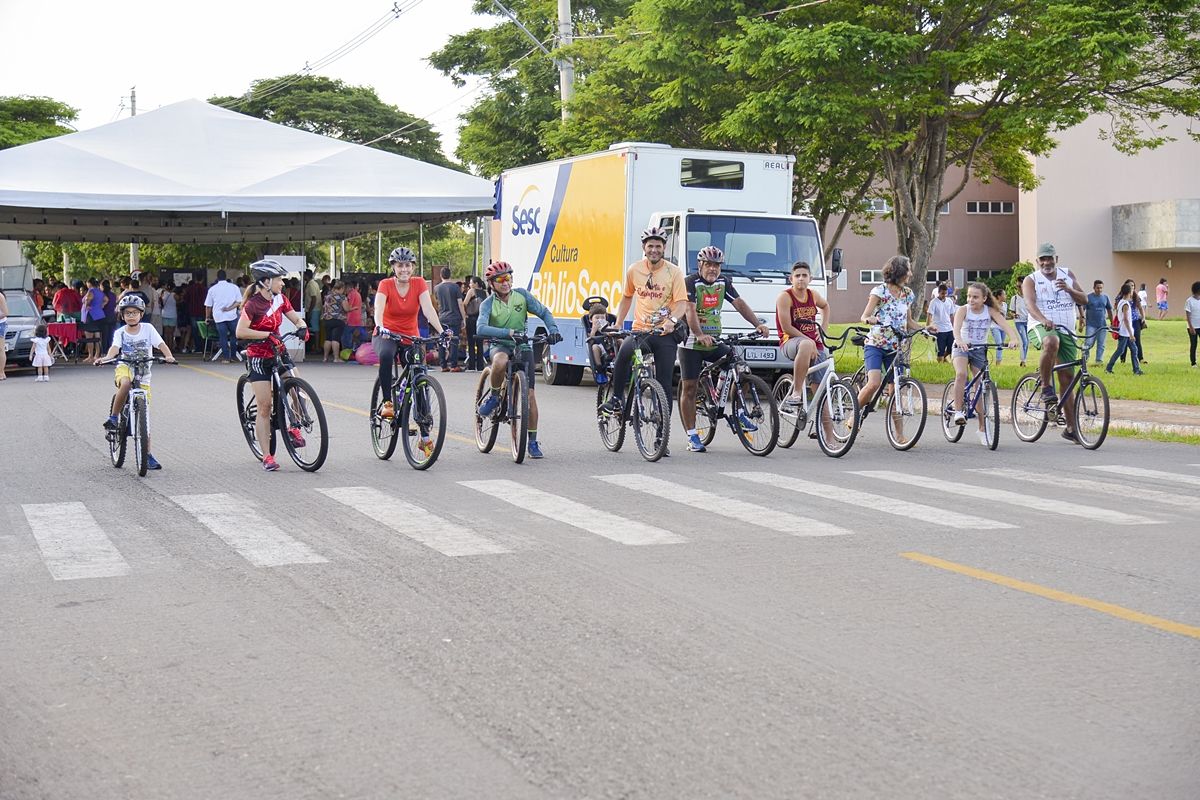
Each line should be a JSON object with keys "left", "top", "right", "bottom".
{"left": 262, "top": 455, "right": 280, "bottom": 471}
{"left": 146, "top": 454, "right": 162, "bottom": 470}
{"left": 977, "top": 430, "right": 989, "bottom": 447}
{"left": 686, "top": 433, "right": 707, "bottom": 452}
{"left": 951, "top": 410, "right": 966, "bottom": 426}
{"left": 379, "top": 401, "right": 395, "bottom": 419}
{"left": 527, "top": 440, "right": 544, "bottom": 459}
{"left": 600, "top": 395, "right": 624, "bottom": 415}
{"left": 288, "top": 427, "right": 307, "bottom": 448}
{"left": 419, "top": 437, "right": 435, "bottom": 459}
{"left": 1061, "top": 429, "right": 1080, "bottom": 445}
{"left": 103, "top": 415, "right": 119, "bottom": 430}
{"left": 736, "top": 412, "right": 759, "bottom": 432}
{"left": 1041, "top": 389, "right": 1058, "bottom": 414}
{"left": 478, "top": 391, "right": 501, "bottom": 417}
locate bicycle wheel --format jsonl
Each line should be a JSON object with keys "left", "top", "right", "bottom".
{"left": 108, "top": 395, "right": 127, "bottom": 468}
{"left": 133, "top": 395, "right": 149, "bottom": 477}
{"left": 475, "top": 368, "right": 501, "bottom": 453}
{"left": 509, "top": 369, "right": 529, "bottom": 463}
{"left": 732, "top": 374, "right": 778, "bottom": 456}
{"left": 370, "top": 377, "right": 399, "bottom": 460}
{"left": 632, "top": 377, "right": 670, "bottom": 462}
{"left": 236, "top": 374, "right": 274, "bottom": 461}
{"left": 1011, "top": 373, "right": 1049, "bottom": 443}
{"left": 1074, "top": 375, "right": 1110, "bottom": 450}
{"left": 982, "top": 378, "right": 1000, "bottom": 451}
{"left": 885, "top": 376, "right": 927, "bottom": 451}
{"left": 940, "top": 383, "right": 965, "bottom": 443}
{"left": 596, "top": 380, "right": 626, "bottom": 452}
{"left": 817, "top": 379, "right": 860, "bottom": 458}
{"left": 773, "top": 375, "right": 802, "bottom": 448}
{"left": 400, "top": 374, "right": 447, "bottom": 470}
{"left": 279, "top": 376, "right": 328, "bottom": 472}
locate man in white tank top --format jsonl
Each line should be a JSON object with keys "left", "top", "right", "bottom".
{"left": 1022, "top": 243, "right": 1086, "bottom": 441}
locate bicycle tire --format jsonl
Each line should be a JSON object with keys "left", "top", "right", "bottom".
{"left": 1010, "top": 373, "right": 1049, "bottom": 442}
{"left": 279, "top": 376, "right": 328, "bottom": 472}
{"left": 816, "top": 379, "right": 860, "bottom": 458}
{"left": 108, "top": 395, "right": 127, "bottom": 468}
{"left": 885, "top": 376, "right": 927, "bottom": 451}
{"left": 1074, "top": 375, "right": 1110, "bottom": 450}
{"left": 133, "top": 395, "right": 149, "bottom": 477}
{"left": 475, "top": 368, "right": 501, "bottom": 453}
{"left": 632, "top": 377, "right": 670, "bottom": 462}
{"left": 370, "top": 377, "right": 399, "bottom": 460}
{"left": 773, "top": 375, "right": 802, "bottom": 448}
{"left": 400, "top": 374, "right": 447, "bottom": 470}
{"left": 596, "top": 381, "right": 625, "bottom": 452}
{"left": 940, "top": 383, "right": 965, "bottom": 443}
{"left": 236, "top": 374, "right": 274, "bottom": 461}
{"left": 982, "top": 378, "right": 1000, "bottom": 451}
{"left": 509, "top": 368, "right": 529, "bottom": 463}
{"left": 732, "top": 374, "right": 778, "bottom": 456}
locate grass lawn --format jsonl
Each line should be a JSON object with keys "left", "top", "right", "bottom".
{"left": 824, "top": 319, "right": 1200, "bottom": 406}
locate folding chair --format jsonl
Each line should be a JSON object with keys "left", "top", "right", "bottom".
{"left": 196, "top": 320, "right": 219, "bottom": 360}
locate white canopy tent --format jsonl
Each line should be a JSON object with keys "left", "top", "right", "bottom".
{"left": 0, "top": 99, "right": 495, "bottom": 244}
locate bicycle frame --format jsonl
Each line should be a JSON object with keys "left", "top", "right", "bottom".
{"left": 696, "top": 337, "right": 759, "bottom": 424}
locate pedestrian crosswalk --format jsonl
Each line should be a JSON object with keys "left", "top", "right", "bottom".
{"left": 4, "top": 464, "right": 1192, "bottom": 582}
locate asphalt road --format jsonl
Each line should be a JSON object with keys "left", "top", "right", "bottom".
{"left": 2, "top": 359, "right": 1198, "bottom": 800}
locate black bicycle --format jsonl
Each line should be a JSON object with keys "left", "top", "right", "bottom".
{"left": 370, "top": 332, "right": 447, "bottom": 469}
{"left": 940, "top": 343, "right": 1006, "bottom": 450}
{"left": 235, "top": 332, "right": 329, "bottom": 471}
{"left": 474, "top": 332, "right": 549, "bottom": 464}
{"left": 98, "top": 353, "right": 174, "bottom": 477}
{"left": 592, "top": 326, "right": 672, "bottom": 462}
{"left": 847, "top": 326, "right": 932, "bottom": 451}
{"left": 692, "top": 333, "right": 779, "bottom": 456}
{"left": 1011, "top": 324, "right": 1110, "bottom": 450}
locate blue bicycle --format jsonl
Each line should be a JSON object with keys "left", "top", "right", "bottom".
{"left": 939, "top": 344, "right": 1004, "bottom": 450}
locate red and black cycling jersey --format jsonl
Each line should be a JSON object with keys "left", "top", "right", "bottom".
{"left": 242, "top": 292, "right": 293, "bottom": 358}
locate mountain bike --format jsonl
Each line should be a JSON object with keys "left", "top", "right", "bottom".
{"left": 940, "top": 343, "right": 1005, "bottom": 450}
{"left": 847, "top": 326, "right": 932, "bottom": 451}
{"left": 474, "top": 331, "right": 550, "bottom": 464}
{"left": 1010, "top": 324, "right": 1110, "bottom": 450}
{"left": 690, "top": 333, "right": 779, "bottom": 456}
{"left": 98, "top": 353, "right": 174, "bottom": 477}
{"left": 371, "top": 332, "right": 447, "bottom": 469}
{"left": 592, "top": 325, "right": 672, "bottom": 462}
{"left": 235, "top": 332, "right": 328, "bottom": 471}
{"left": 773, "top": 326, "right": 860, "bottom": 458}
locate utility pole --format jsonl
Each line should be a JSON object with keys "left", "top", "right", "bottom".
{"left": 129, "top": 86, "right": 139, "bottom": 276}
{"left": 557, "top": 0, "right": 573, "bottom": 119}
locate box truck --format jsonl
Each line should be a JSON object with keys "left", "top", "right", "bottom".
{"left": 493, "top": 142, "right": 839, "bottom": 384}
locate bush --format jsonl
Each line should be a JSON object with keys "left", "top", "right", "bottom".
{"left": 1008, "top": 261, "right": 1034, "bottom": 298}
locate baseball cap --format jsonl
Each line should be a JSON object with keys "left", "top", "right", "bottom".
{"left": 1037, "top": 243, "right": 1057, "bottom": 258}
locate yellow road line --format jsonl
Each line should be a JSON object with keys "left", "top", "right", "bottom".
{"left": 901, "top": 552, "right": 1200, "bottom": 641}
{"left": 177, "top": 362, "right": 476, "bottom": 446}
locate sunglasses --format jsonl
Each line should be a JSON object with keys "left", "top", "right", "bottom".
{"left": 493, "top": 275, "right": 513, "bottom": 284}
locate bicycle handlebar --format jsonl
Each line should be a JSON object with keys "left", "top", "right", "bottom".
{"left": 377, "top": 330, "right": 444, "bottom": 346}
{"left": 95, "top": 354, "right": 175, "bottom": 366}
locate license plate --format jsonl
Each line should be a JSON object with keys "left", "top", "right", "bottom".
{"left": 742, "top": 346, "right": 776, "bottom": 362}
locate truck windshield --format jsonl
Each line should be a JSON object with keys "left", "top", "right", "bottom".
{"left": 686, "top": 215, "right": 824, "bottom": 280}
{"left": 2, "top": 290, "right": 38, "bottom": 318}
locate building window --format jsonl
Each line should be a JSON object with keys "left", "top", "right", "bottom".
{"left": 681, "top": 159, "right": 745, "bottom": 190}
{"left": 965, "top": 200, "right": 1014, "bottom": 214}
{"left": 860, "top": 269, "right": 884, "bottom": 284}
{"left": 965, "top": 269, "right": 1002, "bottom": 282}
{"left": 926, "top": 270, "right": 950, "bottom": 284}
{"left": 866, "top": 198, "right": 890, "bottom": 214}
{"left": 939, "top": 202, "right": 951, "bottom": 215}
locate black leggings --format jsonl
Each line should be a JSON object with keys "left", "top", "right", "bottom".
{"left": 611, "top": 333, "right": 678, "bottom": 401}
{"left": 373, "top": 335, "right": 417, "bottom": 404}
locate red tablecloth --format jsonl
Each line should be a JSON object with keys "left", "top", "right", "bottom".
{"left": 47, "top": 322, "right": 80, "bottom": 344}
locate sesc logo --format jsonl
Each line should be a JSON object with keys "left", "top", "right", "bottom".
{"left": 511, "top": 185, "right": 544, "bottom": 237}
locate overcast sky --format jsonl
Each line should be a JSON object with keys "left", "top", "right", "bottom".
{"left": 0, "top": 0, "right": 498, "bottom": 159}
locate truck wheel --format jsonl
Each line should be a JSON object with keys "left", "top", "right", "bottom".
{"left": 542, "top": 351, "right": 583, "bottom": 385}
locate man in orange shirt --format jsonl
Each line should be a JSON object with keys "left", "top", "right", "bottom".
{"left": 601, "top": 226, "right": 689, "bottom": 415}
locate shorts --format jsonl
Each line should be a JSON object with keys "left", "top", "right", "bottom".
{"left": 162, "top": 316, "right": 177, "bottom": 328}
{"left": 781, "top": 336, "right": 829, "bottom": 365}
{"left": 486, "top": 344, "right": 535, "bottom": 388}
{"left": 1157, "top": 301, "right": 1168, "bottom": 311}
{"left": 83, "top": 319, "right": 105, "bottom": 334}
{"left": 113, "top": 365, "right": 151, "bottom": 402}
{"left": 863, "top": 345, "right": 897, "bottom": 374}
{"left": 678, "top": 343, "right": 731, "bottom": 381}
{"left": 935, "top": 330, "right": 954, "bottom": 357}
{"left": 952, "top": 346, "right": 988, "bottom": 370}
{"left": 245, "top": 352, "right": 291, "bottom": 383}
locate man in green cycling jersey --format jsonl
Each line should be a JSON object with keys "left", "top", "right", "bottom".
{"left": 679, "top": 246, "right": 769, "bottom": 452}
{"left": 475, "top": 261, "right": 562, "bottom": 459}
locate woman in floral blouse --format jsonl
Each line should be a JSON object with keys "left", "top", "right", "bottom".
{"left": 856, "top": 255, "right": 924, "bottom": 410}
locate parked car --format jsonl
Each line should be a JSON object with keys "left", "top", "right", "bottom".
{"left": 2, "top": 289, "right": 52, "bottom": 371}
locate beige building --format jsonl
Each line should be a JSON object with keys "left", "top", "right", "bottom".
{"left": 1020, "top": 115, "right": 1200, "bottom": 312}
{"left": 826, "top": 166, "right": 1020, "bottom": 322}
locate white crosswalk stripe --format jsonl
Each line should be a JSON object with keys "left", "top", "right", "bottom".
{"left": 317, "top": 487, "right": 511, "bottom": 556}
{"left": 460, "top": 480, "right": 686, "bottom": 546}
{"left": 595, "top": 474, "right": 852, "bottom": 537}
{"left": 852, "top": 470, "right": 1160, "bottom": 526}
{"left": 170, "top": 494, "right": 328, "bottom": 567}
{"left": 21, "top": 502, "right": 131, "bottom": 581}
{"left": 972, "top": 468, "right": 1196, "bottom": 512}
{"left": 723, "top": 472, "right": 1016, "bottom": 530}
{"left": 1083, "top": 465, "right": 1200, "bottom": 489}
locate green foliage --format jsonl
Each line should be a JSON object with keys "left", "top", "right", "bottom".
{"left": 210, "top": 75, "right": 455, "bottom": 168}
{"left": 22, "top": 241, "right": 313, "bottom": 281}
{"left": 0, "top": 96, "right": 77, "bottom": 150}
{"left": 1008, "top": 261, "right": 1035, "bottom": 298}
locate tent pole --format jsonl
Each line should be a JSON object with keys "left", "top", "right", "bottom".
{"left": 377, "top": 231, "right": 382, "bottom": 272}
{"left": 419, "top": 224, "right": 425, "bottom": 278}
{"left": 473, "top": 218, "right": 480, "bottom": 276}
{"left": 330, "top": 243, "right": 336, "bottom": 279}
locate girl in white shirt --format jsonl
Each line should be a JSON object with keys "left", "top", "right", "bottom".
{"left": 30, "top": 324, "right": 54, "bottom": 381}
{"left": 1105, "top": 283, "right": 1144, "bottom": 376}
{"left": 949, "top": 283, "right": 1017, "bottom": 444}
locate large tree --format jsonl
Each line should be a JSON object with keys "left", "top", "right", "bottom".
{"left": 0, "top": 96, "right": 77, "bottom": 150}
